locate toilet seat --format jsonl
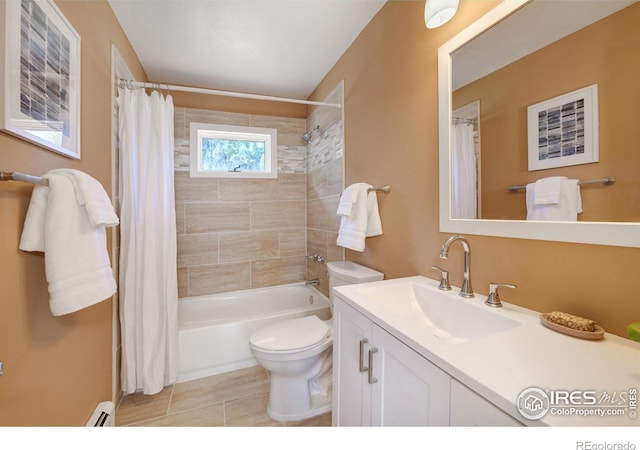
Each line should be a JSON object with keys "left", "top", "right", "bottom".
{"left": 250, "top": 315, "right": 331, "bottom": 352}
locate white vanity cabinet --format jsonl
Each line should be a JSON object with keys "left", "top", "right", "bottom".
{"left": 332, "top": 276, "right": 640, "bottom": 427}
{"left": 332, "top": 298, "right": 451, "bottom": 426}
{"left": 449, "top": 379, "right": 523, "bottom": 426}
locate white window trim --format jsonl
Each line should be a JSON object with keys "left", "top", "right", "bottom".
{"left": 189, "top": 122, "right": 278, "bottom": 179}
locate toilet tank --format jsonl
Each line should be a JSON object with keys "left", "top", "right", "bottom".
{"left": 326, "top": 261, "right": 384, "bottom": 301}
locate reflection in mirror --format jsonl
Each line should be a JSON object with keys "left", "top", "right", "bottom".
{"left": 451, "top": 101, "right": 480, "bottom": 219}
{"left": 438, "top": 0, "right": 640, "bottom": 247}
{"left": 452, "top": 0, "right": 638, "bottom": 223}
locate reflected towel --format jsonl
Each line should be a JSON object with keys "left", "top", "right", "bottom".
{"left": 534, "top": 176, "right": 566, "bottom": 205}
{"left": 19, "top": 171, "right": 118, "bottom": 316}
{"left": 526, "top": 179, "right": 582, "bottom": 221}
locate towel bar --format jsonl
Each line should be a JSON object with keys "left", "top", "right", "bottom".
{"left": 0, "top": 171, "right": 48, "bottom": 185}
{"left": 507, "top": 177, "right": 614, "bottom": 192}
{"left": 368, "top": 184, "right": 391, "bottom": 194}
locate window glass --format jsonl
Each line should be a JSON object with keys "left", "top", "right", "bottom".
{"left": 190, "top": 123, "right": 277, "bottom": 178}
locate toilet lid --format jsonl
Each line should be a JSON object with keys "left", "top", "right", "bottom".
{"left": 249, "top": 315, "right": 330, "bottom": 352}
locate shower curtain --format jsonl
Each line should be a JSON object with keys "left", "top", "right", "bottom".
{"left": 117, "top": 87, "right": 178, "bottom": 395}
{"left": 451, "top": 123, "right": 477, "bottom": 219}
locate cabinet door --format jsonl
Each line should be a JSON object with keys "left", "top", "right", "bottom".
{"left": 332, "top": 298, "right": 373, "bottom": 426}
{"left": 450, "top": 379, "right": 523, "bottom": 426}
{"left": 370, "top": 325, "right": 451, "bottom": 426}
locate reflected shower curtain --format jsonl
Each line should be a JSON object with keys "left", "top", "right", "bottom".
{"left": 117, "top": 87, "right": 178, "bottom": 395}
{"left": 451, "top": 123, "right": 477, "bottom": 219}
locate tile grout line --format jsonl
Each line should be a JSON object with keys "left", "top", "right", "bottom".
{"left": 222, "top": 400, "right": 227, "bottom": 426}
{"left": 166, "top": 384, "right": 175, "bottom": 417}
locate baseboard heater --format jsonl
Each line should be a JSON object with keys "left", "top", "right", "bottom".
{"left": 86, "top": 401, "right": 115, "bottom": 427}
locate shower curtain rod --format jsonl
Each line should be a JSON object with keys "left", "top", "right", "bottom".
{"left": 118, "top": 79, "right": 342, "bottom": 109}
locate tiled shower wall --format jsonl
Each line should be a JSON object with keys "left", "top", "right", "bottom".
{"left": 174, "top": 108, "right": 309, "bottom": 298}
{"left": 306, "top": 82, "right": 345, "bottom": 297}
{"left": 173, "top": 82, "right": 344, "bottom": 299}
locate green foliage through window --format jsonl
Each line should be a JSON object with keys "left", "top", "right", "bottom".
{"left": 190, "top": 122, "right": 277, "bottom": 179}
{"left": 201, "top": 138, "right": 266, "bottom": 172}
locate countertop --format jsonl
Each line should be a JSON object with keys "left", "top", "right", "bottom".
{"left": 333, "top": 276, "right": 640, "bottom": 427}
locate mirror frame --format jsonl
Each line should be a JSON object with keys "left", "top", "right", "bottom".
{"left": 438, "top": 0, "right": 640, "bottom": 248}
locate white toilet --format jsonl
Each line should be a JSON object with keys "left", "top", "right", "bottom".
{"left": 249, "top": 261, "right": 384, "bottom": 421}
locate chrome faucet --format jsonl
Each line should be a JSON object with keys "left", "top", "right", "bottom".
{"left": 305, "top": 278, "right": 320, "bottom": 286}
{"left": 439, "top": 235, "right": 474, "bottom": 298}
{"left": 430, "top": 265, "right": 452, "bottom": 291}
{"left": 485, "top": 282, "right": 517, "bottom": 308}
{"left": 307, "top": 254, "right": 325, "bottom": 264}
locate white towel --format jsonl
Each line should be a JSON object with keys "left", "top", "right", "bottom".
{"left": 526, "top": 179, "right": 582, "bottom": 221}
{"left": 49, "top": 169, "right": 119, "bottom": 227}
{"left": 18, "top": 180, "right": 48, "bottom": 252}
{"left": 337, "top": 184, "right": 383, "bottom": 252}
{"left": 336, "top": 182, "right": 369, "bottom": 217}
{"left": 534, "top": 176, "right": 566, "bottom": 205}
{"left": 366, "top": 190, "right": 383, "bottom": 237}
{"left": 19, "top": 171, "right": 118, "bottom": 316}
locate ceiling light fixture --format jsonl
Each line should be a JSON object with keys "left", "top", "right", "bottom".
{"left": 424, "top": 0, "right": 459, "bottom": 29}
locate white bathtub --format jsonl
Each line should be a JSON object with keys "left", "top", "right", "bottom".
{"left": 178, "top": 283, "right": 332, "bottom": 382}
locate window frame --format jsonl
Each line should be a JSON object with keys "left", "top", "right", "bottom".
{"left": 189, "top": 122, "right": 278, "bottom": 179}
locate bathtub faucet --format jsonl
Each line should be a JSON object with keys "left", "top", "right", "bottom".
{"left": 307, "top": 254, "right": 325, "bottom": 263}
{"left": 305, "top": 279, "right": 320, "bottom": 286}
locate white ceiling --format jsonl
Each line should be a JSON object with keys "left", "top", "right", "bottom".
{"left": 108, "top": 0, "right": 387, "bottom": 100}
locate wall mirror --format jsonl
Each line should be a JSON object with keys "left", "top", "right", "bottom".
{"left": 438, "top": 0, "right": 640, "bottom": 247}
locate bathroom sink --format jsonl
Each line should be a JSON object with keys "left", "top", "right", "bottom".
{"left": 410, "top": 283, "right": 522, "bottom": 343}
{"left": 353, "top": 278, "right": 523, "bottom": 343}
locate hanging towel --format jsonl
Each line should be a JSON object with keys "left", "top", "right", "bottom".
{"left": 19, "top": 171, "right": 118, "bottom": 316}
{"left": 336, "top": 182, "right": 368, "bottom": 217}
{"left": 336, "top": 183, "right": 383, "bottom": 252}
{"left": 49, "top": 169, "right": 120, "bottom": 227}
{"left": 526, "top": 179, "right": 582, "bottom": 221}
{"left": 366, "top": 190, "right": 383, "bottom": 237}
{"left": 534, "top": 176, "right": 566, "bottom": 205}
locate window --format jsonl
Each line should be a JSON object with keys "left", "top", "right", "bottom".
{"left": 189, "top": 122, "right": 277, "bottom": 178}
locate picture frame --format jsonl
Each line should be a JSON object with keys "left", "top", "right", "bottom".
{"left": 527, "top": 84, "right": 598, "bottom": 172}
{"left": 0, "top": 0, "right": 81, "bottom": 159}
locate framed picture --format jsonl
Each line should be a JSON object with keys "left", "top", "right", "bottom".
{"left": 527, "top": 84, "right": 598, "bottom": 171}
{"left": 0, "top": 0, "right": 81, "bottom": 159}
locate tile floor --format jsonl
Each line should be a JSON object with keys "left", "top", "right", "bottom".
{"left": 115, "top": 365, "right": 331, "bottom": 427}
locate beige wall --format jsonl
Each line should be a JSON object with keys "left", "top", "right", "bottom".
{"left": 172, "top": 91, "right": 307, "bottom": 120}
{"left": 0, "top": 1, "right": 145, "bottom": 425}
{"left": 310, "top": 0, "right": 638, "bottom": 338}
{"left": 454, "top": 3, "right": 640, "bottom": 222}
